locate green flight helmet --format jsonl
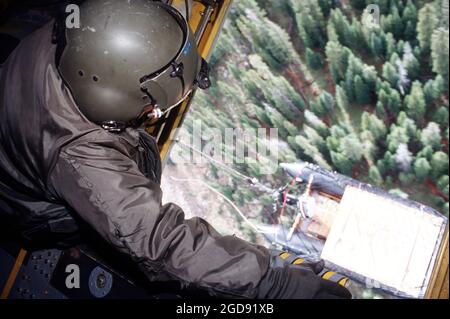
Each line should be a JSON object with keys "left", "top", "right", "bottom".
{"left": 57, "top": 0, "right": 210, "bottom": 132}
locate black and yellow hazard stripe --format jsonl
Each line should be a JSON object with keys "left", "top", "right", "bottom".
{"left": 277, "top": 251, "right": 349, "bottom": 287}
{"left": 319, "top": 270, "right": 349, "bottom": 287}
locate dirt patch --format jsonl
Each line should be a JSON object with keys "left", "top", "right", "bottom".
{"left": 161, "top": 163, "right": 258, "bottom": 242}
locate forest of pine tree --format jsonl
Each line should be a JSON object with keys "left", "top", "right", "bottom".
{"left": 170, "top": 0, "right": 449, "bottom": 229}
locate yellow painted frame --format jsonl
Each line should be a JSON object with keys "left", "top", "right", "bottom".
{"left": 426, "top": 226, "right": 449, "bottom": 299}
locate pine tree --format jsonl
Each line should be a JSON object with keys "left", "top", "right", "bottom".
{"left": 349, "top": 0, "right": 366, "bottom": 10}
{"left": 423, "top": 80, "right": 436, "bottom": 105}
{"left": 414, "top": 157, "right": 432, "bottom": 180}
{"left": 352, "top": 18, "right": 369, "bottom": 53}
{"left": 254, "top": 106, "right": 273, "bottom": 127}
{"left": 430, "top": 151, "right": 449, "bottom": 180}
{"left": 360, "top": 130, "right": 377, "bottom": 161}
{"left": 395, "top": 143, "right": 413, "bottom": 172}
{"left": 326, "top": 125, "right": 346, "bottom": 153}
{"left": 386, "top": 33, "right": 397, "bottom": 58}
{"left": 284, "top": 120, "right": 298, "bottom": 137}
{"left": 326, "top": 136, "right": 339, "bottom": 154}
{"left": 369, "top": 32, "right": 385, "bottom": 57}
{"left": 235, "top": 2, "right": 299, "bottom": 70}
{"left": 387, "top": 125, "right": 410, "bottom": 153}
{"left": 261, "top": 20, "right": 298, "bottom": 68}
{"left": 303, "top": 125, "right": 326, "bottom": 152}
{"left": 413, "top": 45, "right": 422, "bottom": 59}
{"left": 431, "top": 28, "right": 449, "bottom": 84}
{"left": 295, "top": 135, "right": 331, "bottom": 170}
{"left": 404, "top": 81, "right": 426, "bottom": 122}
{"left": 379, "top": 151, "right": 398, "bottom": 173}
{"left": 335, "top": 86, "right": 354, "bottom": 133}
{"left": 354, "top": 75, "right": 371, "bottom": 104}
{"left": 330, "top": 151, "right": 353, "bottom": 175}
{"left": 433, "top": 75, "right": 446, "bottom": 97}
{"left": 377, "top": 82, "right": 403, "bottom": 115}
{"left": 399, "top": 172, "right": 416, "bottom": 185}
{"left": 340, "top": 134, "right": 364, "bottom": 162}
{"left": 423, "top": 76, "right": 446, "bottom": 104}
{"left": 403, "top": 43, "right": 420, "bottom": 81}
{"left": 361, "top": 112, "right": 387, "bottom": 141}
{"left": 329, "top": 9, "right": 355, "bottom": 48}
{"left": 384, "top": 6, "right": 403, "bottom": 39}
{"left": 397, "top": 111, "right": 419, "bottom": 140}
{"left": 389, "top": 52, "right": 401, "bottom": 66}
{"left": 402, "top": 1, "right": 418, "bottom": 40}
{"left": 326, "top": 41, "right": 350, "bottom": 83}
{"left": 244, "top": 55, "right": 305, "bottom": 120}
{"left": 296, "top": 13, "right": 318, "bottom": 48}
{"left": 387, "top": 89, "right": 402, "bottom": 114}
{"left": 376, "top": 101, "right": 388, "bottom": 120}
{"left": 437, "top": 175, "right": 450, "bottom": 197}
{"left": 417, "top": 146, "right": 434, "bottom": 161}
{"left": 310, "top": 100, "right": 326, "bottom": 117}
{"left": 396, "top": 40, "right": 405, "bottom": 56}
{"left": 396, "top": 60, "right": 410, "bottom": 95}
{"left": 421, "top": 122, "right": 442, "bottom": 150}
{"left": 226, "top": 61, "right": 243, "bottom": 80}
{"left": 432, "top": 106, "right": 449, "bottom": 126}
{"left": 405, "top": 54, "right": 420, "bottom": 81}
{"left": 344, "top": 57, "right": 357, "bottom": 102}
{"left": 267, "top": 108, "right": 289, "bottom": 139}
{"left": 417, "top": 3, "right": 439, "bottom": 52}
{"left": 404, "top": 21, "right": 416, "bottom": 40}
{"left": 290, "top": 0, "right": 327, "bottom": 49}
{"left": 305, "top": 48, "right": 323, "bottom": 70}
{"left": 319, "top": 91, "right": 335, "bottom": 113}
{"left": 383, "top": 62, "right": 400, "bottom": 88}
{"left": 304, "top": 110, "right": 329, "bottom": 137}
{"left": 369, "top": 166, "right": 384, "bottom": 186}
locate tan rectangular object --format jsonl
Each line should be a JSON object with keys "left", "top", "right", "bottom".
{"left": 321, "top": 186, "right": 446, "bottom": 298}
{"left": 307, "top": 194, "right": 340, "bottom": 238}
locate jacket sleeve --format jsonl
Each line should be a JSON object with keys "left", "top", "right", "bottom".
{"left": 49, "top": 138, "right": 270, "bottom": 298}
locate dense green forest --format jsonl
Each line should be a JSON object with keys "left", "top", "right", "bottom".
{"left": 175, "top": 0, "right": 449, "bottom": 220}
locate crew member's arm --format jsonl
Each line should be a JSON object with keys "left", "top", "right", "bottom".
{"left": 49, "top": 136, "right": 270, "bottom": 298}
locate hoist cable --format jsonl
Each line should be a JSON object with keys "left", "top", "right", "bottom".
{"left": 169, "top": 176, "right": 261, "bottom": 233}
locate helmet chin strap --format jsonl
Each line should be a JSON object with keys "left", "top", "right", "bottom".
{"left": 101, "top": 108, "right": 164, "bottom": 133}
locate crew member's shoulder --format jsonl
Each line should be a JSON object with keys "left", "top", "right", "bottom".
{"left": 59, "top": 128, "right": 140, "bottom": 159}
{"left": 9, "top": 21, "right": 55, "bottom": 62}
